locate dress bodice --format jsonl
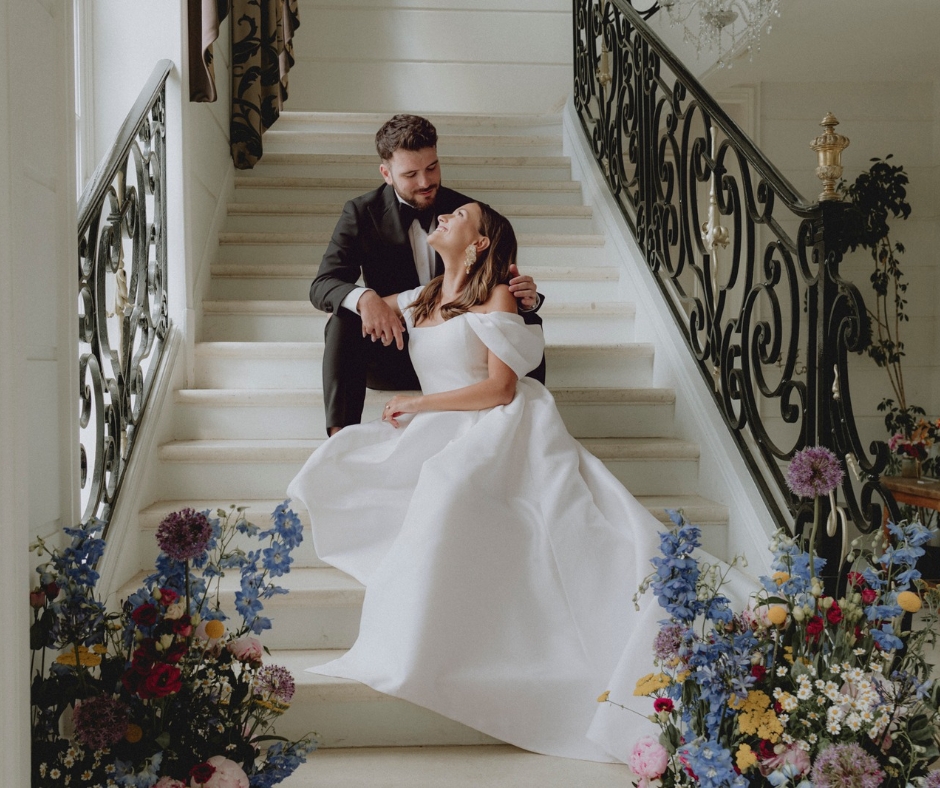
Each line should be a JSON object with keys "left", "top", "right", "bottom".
{"left": 397, "top": 286, "right": 545, "bottom": 395}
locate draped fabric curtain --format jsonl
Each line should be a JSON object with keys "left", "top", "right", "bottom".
{"left": 188, "top": 0, "right": 300, "bottom": 169}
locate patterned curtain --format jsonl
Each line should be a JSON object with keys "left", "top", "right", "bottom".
{"left": 188, "top": 0, "right": 300, "bottom": 169}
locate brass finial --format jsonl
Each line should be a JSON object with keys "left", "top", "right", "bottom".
{"left": 810, "top": 112, "right": 850, "bottom": 202}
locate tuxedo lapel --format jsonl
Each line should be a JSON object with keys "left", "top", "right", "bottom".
{"left": 375, "top": 184, "right": 410, "bottom": 247}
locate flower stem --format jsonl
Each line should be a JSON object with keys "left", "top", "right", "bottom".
{"left": 808, "top": 496, "right": 821, "bottom": 580}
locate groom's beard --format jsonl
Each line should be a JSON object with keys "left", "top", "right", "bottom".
{"left": 391, "top": 180, "right": 440, "bottom": 212}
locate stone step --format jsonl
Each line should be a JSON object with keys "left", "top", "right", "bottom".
{"left": 171, "top": 386, "right": 676, "bottom": 441}
{"left": 233, "top": 178, "right": 581, "bottom": 205}
{"left": 223, "top": 204, "right": 596, "bottom": 235}
{"left": 217, "top": 239, "right": 607, "bottom": 268}
{"left": 199, "top": 300, "right": 635, "bottom": 344}
{"left": 154, "top": 437, "right": 701, "bottom": 500}
{"left": 271, "top": 649, "right": 502, "bottom": 747}
{"left": 239, "top": 153, "right": 573, "bottom": 182}
{"left": 207, "top": 264, "right": 619, "bottom": 302}
{"left": 271, "top": 111, "right": 564, "bottom": 138}
{"left": 192, "top": 342, "right": 656, "bottom": 390}
{"left": 262, "top": 131, "right": 564, "bottom": 157}
{"left": 279, "top": 745, "right": 632, "bottom": 787}
{"left": 136, "top": 494, "right": 727, "bottom": 573}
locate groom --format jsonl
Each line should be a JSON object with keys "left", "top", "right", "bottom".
{"left": 309, "top": 114, "right": 545, "bottom": 435}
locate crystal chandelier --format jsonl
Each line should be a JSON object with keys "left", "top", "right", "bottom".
{"left": 658, "top": 0, "right": 780, "bottom": 67}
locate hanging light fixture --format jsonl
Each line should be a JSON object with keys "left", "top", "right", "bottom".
{"left": 657, "top": 0, "right": 780, "bottom": 67}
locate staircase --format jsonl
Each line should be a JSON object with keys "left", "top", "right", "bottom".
{"left": 136, "top": 113, "right": 731, "bottom": 784}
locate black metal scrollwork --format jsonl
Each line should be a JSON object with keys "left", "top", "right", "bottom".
{"left": 77, "top": 61, "right": 172, "bottom": 533}
{"left": 573, "top": 1, "right": 897, "bottom": 545}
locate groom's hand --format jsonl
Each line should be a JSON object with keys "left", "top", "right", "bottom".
{"left": 358, "top": 290, "right": 405, "bottom": 350}
{"left": 508, "top": 264, "right": 538, "bottom": 310}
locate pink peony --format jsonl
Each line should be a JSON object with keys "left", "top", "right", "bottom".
{"left": 763, "top": 743, "right": 811, "bottom": 777}
{"left": 228, "top": 636, "right": 263, "bottom": 663}
{"left": 155, "top": 778, "right": 187, "bottom": 788}
{"left": 190, "top": 756, "right": 249, "bottom": 788}
{"left": 630, "top": 736, "right": 669, "bottom": 781}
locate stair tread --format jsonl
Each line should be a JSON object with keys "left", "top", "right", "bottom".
{"left": 217, "top": 231, "right": 601, "bottom": 246}
{"left": 158, "top": 436, "right": 700, "bottom": 462}
{"left": 174, "top": 386, "right": 675, "bottom": 406}
{"left": 210, "top": 263, "right": 617, "bottom": 280}
{"left": 141, "top": 494, "right": 726, "bottom": 527}
{"left": 228, "top": 202, "right": 592, "bottom": 217}
{"left": 255, "top": 153, "right": 571, "bottom": 167}
{"left": 201, "top": 300, "right": 631, "bottom": 316}
{"left": 234, "top": 177, "right": 581, "bottom": 191}
{"left": 280, "top": 744, "right": 631, "bottom": 787}
{"left": 193, "top": 341, "right": 655, "bottom": 358}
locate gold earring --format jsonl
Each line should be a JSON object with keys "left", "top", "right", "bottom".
{"left": 464, "top": 245, "right": 477, "bottom": 275}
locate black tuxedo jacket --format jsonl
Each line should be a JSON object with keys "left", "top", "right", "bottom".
{"left": 309, "top": 184, "right": 543, "bottom": 328}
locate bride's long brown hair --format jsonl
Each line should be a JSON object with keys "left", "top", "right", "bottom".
{"left": 408, "top": 202, "right": 517, "bottom": 326}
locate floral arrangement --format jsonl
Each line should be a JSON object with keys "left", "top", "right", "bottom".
{"left": 604, "top": 446, "right": 940, "bottom": 787}
{"left": 888, "top": 418, "right": 939, "bottom": 464}
{"left": 30, "top": 502, "right": 316, "bottom": 788}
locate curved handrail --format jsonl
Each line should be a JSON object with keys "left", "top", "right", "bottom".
{"left": 77, "top": 60, "right": 173, "bottom": 533}
{"left": 573, "top": 0, "right": 896, "bottom": 558}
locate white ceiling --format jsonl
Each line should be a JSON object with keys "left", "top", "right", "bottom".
{"left": 642, "top": 0, "right": 939, "bottom": 90}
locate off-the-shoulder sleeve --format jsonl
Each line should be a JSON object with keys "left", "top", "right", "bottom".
{"left": 397, "top": 286, "right": 425, "bottom": 329}
{"left": 465, "top": 311, "right": 544, "bottom": 378}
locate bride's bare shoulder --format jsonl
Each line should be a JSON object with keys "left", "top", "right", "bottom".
{"left": 478, "top": 284, "right": 516, "bottom": 314}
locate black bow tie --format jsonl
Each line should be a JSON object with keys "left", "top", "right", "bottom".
{"left": 399, "top": 202, "right": 435, "bottom": 234}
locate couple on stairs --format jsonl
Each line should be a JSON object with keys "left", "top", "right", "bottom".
{"left": 288, "top": 114, "right": 673, "bottom": 764}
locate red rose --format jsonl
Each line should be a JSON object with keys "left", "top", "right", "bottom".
{"left": 131, "top": 603, "right": 158, "bottom": 627}
{"left": 751, "top": 665, "right": 767, "bottom": 682}
{"left": 190, "top": 762, "right": 216, "bottom": 785}
{"left": 847, "top": 571, "right": 864, "bottom": 588}
{"left": 164, "top": 641, "right": 189, "bottom": 664}
{"left": 653, "top": 697, "right": 674, "bottom": 713}
{"left": 805, "top": 615, "right": 824, "bottom": 641}
{"left": 826, "top": 601, "right": 843, "bottom": 625}
{"left": 158, "top": 587, "right": 178, "bottom": 605}
{"left": 43, "top": 582, "right": 60, "bottom": 600}
{"left": 138, "top": 663, "right": 182, "bottom": 699}
{"left": 758, "top": 739, "right": 776, "bottom": 760}
{"left": 171, "top": 614, "right": 192, "bottom": 637}
{"left": 861, "top": 588, "right": 877, "bottom": 605}
{"left": 773, "top": 702, "right": 783, "bottom": 714}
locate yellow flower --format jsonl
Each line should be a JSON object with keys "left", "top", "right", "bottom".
{"left": 783, "top": 646, "right": 794, "bottom": 664}
{"left": 597, "top": 690, "right": 610, "bottom": 703}
{"left": 204, "top": 619, "right": 225, "bottom": 639}
{"left": 766, "top": 606, "right": 788, "bottom": 626}
{"left": 736, "top": 690, "right": 784, "bottom": 742}
{"left": 736, "top": 744, "right": 758, "bottom": 772}
{"left": 124, "top": 724, "right": 143, "bottom": 744}
{"left": 633, "top": 672, "right": 671, "bottom": 696}
{"left": 55, "top": 645, "right": 101, "bottom": 667}
{"left": 897, "top": 591, "right": 922, "bottom": 613}
{"left": 772, "top": 571, "right": 790, "bottom": 586}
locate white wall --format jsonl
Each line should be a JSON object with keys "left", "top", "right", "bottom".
{"left": 751, "top": 81, "right": 940, "bottom": 456}
{"left": 288, "top": 0, "right": 572, "bottom": 114}
{"left": 0, "top": 0, "right": 77, "bottom": 779}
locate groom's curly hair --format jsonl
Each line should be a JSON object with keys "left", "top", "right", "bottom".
{"left": 408, "top": 202, "right": 517, "bottom": 326}
{"left": 375, "top": 115, "right": 438, "bottom": 161}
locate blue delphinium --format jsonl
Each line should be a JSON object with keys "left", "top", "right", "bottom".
{"left": 250, "top": 740, "right": 318, "bottom": 788}
{"left": 678, "top": 738, "right": 747, "bottom": 788}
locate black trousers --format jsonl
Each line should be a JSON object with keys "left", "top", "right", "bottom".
{"left": 322, "top": 309, "right": 548, "bottom": 432}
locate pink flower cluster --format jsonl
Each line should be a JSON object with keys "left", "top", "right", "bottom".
{"left": 629, "top": 736, "right": 669, "bottom": 785}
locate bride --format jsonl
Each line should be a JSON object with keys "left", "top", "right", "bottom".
{"left": 287, "top": 201, "right": 673, "bottom": 763}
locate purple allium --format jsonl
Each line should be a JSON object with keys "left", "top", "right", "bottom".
{"left": 924, "top": 772, "right": 940, "bottom": 788}
{"left": 253, "top": 664, "right": 296, "bottom": 704}
{"left": 72, "top": 695, "right": 130, "bottom": 751}
{"left": 653, "top": 622, "right": 685, "bottom": 664}
{"left": 786, "top": 446, "right": 845, "bottom": 499}
{"left": 156, "top": 508, "right": 213, "bottom": 562}
{"left": 810, "top": 743, "right": 884, "bottom": 788}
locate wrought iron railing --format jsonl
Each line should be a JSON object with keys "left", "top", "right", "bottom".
{"left": 573, "top": 0, "right": 898, "bottom": 550}
{"left": 77, "top": 60, "right": 172, "bottom": 531}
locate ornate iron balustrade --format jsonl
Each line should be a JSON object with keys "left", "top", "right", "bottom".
{"left": 573, "top": 0, "right": 899, "bottom": 549}
{"left": 77, "top": 61, "right": 172, "bottom": 532}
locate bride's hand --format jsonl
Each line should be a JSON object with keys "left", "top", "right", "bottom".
{"left": 383, "top": 395, "right": 422, "bottom": 429}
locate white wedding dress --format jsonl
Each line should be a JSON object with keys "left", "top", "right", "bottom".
{"left": 286, "top": 287, "right": 684, "bottom": 763}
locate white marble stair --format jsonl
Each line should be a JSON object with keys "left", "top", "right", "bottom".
{"left": 142, "top": 111, "right": 730, "bottom": 753}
